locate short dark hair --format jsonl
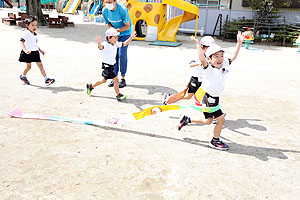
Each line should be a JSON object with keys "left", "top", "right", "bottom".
{"left": 25, "top": 16, "right": 37, "bottom": 25}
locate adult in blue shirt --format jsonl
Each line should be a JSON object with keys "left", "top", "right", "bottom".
{"left": 103, "top": 0, "right": 132, "bottom": 88}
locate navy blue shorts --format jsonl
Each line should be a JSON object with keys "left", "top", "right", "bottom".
{"left": 202, "top": 93, "right": 223, "bottom": 119}
{"left": 102, "top": 63, "right": 117, "bottom": 80}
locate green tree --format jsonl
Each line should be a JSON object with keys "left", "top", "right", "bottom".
{"left": 26, "top": 0, "right": 48, "bottom": 25}
{"left": 246, "top": 0, "right": 292, "bottom": 18}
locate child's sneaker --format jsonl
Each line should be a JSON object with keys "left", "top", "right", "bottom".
{"left": 108, "top": 80, "right": 114, "bottom": 87}
{"left": 116, "top": 93, "right": 127, "bottom": 102}
{"left": 178, "top": 115, "right": 191, "bottom": 131}
{"left": 20, "top": 75, "right": 30, "bottom": 85}
{"left": 86, "top": 84, "right": 94, "bottom": 95}
{"left": 163, "top": 93, "right": 170, "bottom": 105}
{"left": 45, "top": 78, "right": 55, "bottom": 86}
{"left": 208, "top": 139, "right": 229, "bottom": 150}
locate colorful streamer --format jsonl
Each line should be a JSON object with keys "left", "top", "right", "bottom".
{"left": 8, "top": 104, "right": 219, "bottom": 126}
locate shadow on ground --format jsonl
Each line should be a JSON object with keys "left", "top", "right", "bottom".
{"left": 91, "top": 123, "right": 299, "bottom": 161}
{"left": 29, "top": 84, "right": 84, "bottom": 94}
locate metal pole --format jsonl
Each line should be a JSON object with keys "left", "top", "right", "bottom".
{"left": 195, "top": 15, "right": 198, "bottom": 37}
{"left": 283, "top": 17, "right": 286, "bottom": 46}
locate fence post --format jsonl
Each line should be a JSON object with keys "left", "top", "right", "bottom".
{"left": 223, "top": 14, "right": 228, "bottom": 41}
{"left": 283, "top": 17, "right": 286, "bottom": 46}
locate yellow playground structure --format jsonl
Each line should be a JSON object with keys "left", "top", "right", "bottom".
{"left": 126, "top": 0, "right": 199, "bottom": 42}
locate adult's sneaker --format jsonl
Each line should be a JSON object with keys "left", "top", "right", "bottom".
{"left": 178, "top": 115, "right": 191, "bottom": 131}
{"left": 116, "top": 93, "right": 127, "bottom": 102}
{"left": 208, "top": 139, "right": 229, "bottom": 150}
{"left": 108, "top": 80, "right": 114, "bottom": 87}
{"left": 45, "top": 78, "right": 55, "bottom": 86}
{"left": 86, "top": 84, "right": 94, "bottom": 95}
{"left": 20, "top": 75, "right": 30, "bottom": 85}
{"left": 119, "top": 79, "right": 126, "bottom": 88}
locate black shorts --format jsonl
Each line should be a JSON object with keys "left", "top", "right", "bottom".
{"left": 102, "top": 63, "right": 116, "bottom": 80}
{"left": 187, "top": 76, "right": 202, "bottom": 94}
{"left": 19, "top": 50, "right": 41, "bottom": 63}
{"left": 202, "top": 93, "right": 223, "bottom": 119}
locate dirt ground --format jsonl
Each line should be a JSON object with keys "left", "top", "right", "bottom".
{"left": 0, "top": 8, "right": 300, "bottom": 200}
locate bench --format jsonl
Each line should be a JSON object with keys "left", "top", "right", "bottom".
{"left": 58, "top": 15, "right": 74, "bottom": 27}
{"left": 293, "top": 43, "right": 300, "bottom": 52}
{"left": 16, "top": 13, "right": 29, "bottom": 28}
{"left": 48, "top": 17, "right": 64, "bottom": 28}
{"left": 2, "top": 13, "right": 17, "bottom": 25}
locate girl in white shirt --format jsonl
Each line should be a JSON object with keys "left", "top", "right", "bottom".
{"left": 19, "top": 16, "right": 55, "bottom": 86}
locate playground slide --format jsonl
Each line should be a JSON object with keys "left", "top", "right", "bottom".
{"left": 158, "top": 0, "right": 199, "bottom": 42}
{"left": 3, "top": 0, "right": 13, "bottom": 8}
{"left": 89, "top": 3, "right": 101, "bottom": 16}
{"left": 63, "top": 0, "right": 81, "bottom": 14}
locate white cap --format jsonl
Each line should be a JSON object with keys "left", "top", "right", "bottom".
{"left": 200, "top": 36, "right": 215, "bottom": 46}
{"left": 105, "top": 27, "right": 120, "bottom": 37}
{"left": 206, "top": 44, "right": 224, "bottom": 57}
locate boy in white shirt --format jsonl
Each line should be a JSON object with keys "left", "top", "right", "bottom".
{"left": 178, "top": 32, "right": 244, "bottom": 150}
{"left": 86, "top": 28, "right": 135, "bottom": 101}
{"left": 163, "top": 36, "right": 215, "bottom": 105}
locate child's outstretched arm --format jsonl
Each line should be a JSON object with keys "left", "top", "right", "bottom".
{"left": 191, "top": 36, "right": 207, "bottom": 68}
{"left": 95, "top": 35, "right": 103, "bottom": 50}
{"left": 38, "top": 47, "right": 45, "bottom": 56}
{"left": 123, "top": 31, "right": 136, "bottom": 47}
{"left": 231, "top": 31, "right": 244, "bottom": 62}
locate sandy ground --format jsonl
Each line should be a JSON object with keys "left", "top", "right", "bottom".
{"left": 1, "top": 8, "right": 300, "bottom": 200}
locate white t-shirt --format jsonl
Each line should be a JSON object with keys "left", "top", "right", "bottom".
{"left": 201, "top": 58, "right": 232, "bottom": 97}
{"left": 190, "top": 58, "right": 204, "bottom": 81}
{"left": 101, "top": 41, "right": 123, "bottom": 65}
{"left": 21, "top": 30, "right": 39, "bottom": 51}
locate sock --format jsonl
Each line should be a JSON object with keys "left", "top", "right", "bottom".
{"left": 116, "top": 93, "right": 120, "bottom": 97}
{"left": 91, "top": 85, "right": 94, "bottom": 89}
{"left": 213, "top": 137, "right": 219, "bottom": 141}
{"left": 44, "top": 76, "right": 48, "bottom": 80}
{"left": 21, "top": 75, "right": 26, "bottom": 78}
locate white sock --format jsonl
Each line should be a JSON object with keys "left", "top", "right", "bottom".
{"left": 44, "top": 76, "right": 48, "bottom": 80}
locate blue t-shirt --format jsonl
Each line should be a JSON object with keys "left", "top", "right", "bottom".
{"left": 103, "top": 3, "right": 132, "bottom": 36}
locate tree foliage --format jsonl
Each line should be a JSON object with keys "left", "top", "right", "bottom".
{"left": 246, "top": 0, "right": 292, "bottom": 18}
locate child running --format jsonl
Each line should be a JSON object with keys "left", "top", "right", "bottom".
{"left": 178, "top": 32, "right": 244, "bottom": 151}
{"left": 163, "top": 36, "right": 215, "bottom": 105}
{"left": 19, "top": 16, "right": 55, "bottom": 86}
{"left": 86, "top": 27, "right": 136, "bottom": 101}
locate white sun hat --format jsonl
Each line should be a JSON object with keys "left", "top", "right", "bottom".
{"left": 206, "top": 43, "right": 224, "bottom": 57}
{"left": 105, "top": 27, "right": 120, "bottom": 37}
{"left": 200, "top": 36, "right": 215, "bottom": 46}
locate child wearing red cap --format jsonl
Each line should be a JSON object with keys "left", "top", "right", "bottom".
{"left": 86, "top": 28, "right": 136, "bottom": 101}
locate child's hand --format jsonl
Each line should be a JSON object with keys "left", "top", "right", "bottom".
{"left": 40, "top": 49, "right": 45, "bottom": 56}
{"left": 237, "top": 31, "right": 244, "bottom": 44}
{"left": 95, "top": 35, "right": 101, "bottom": 43}
{"left": 25, "top": 50, "right": 31, "bottom": 54}
{"left": 131, "top": 31, "right": 137, "bottom": 39}
{"left": 190, "top": 36, "right": 200, "bottom": 45}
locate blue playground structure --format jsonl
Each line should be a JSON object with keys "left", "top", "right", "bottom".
{"left": 0, "top": 0, "right": 13, "bottom": 8}
{"left": 89, "top": 0, "right": 102, "bottom": 16}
